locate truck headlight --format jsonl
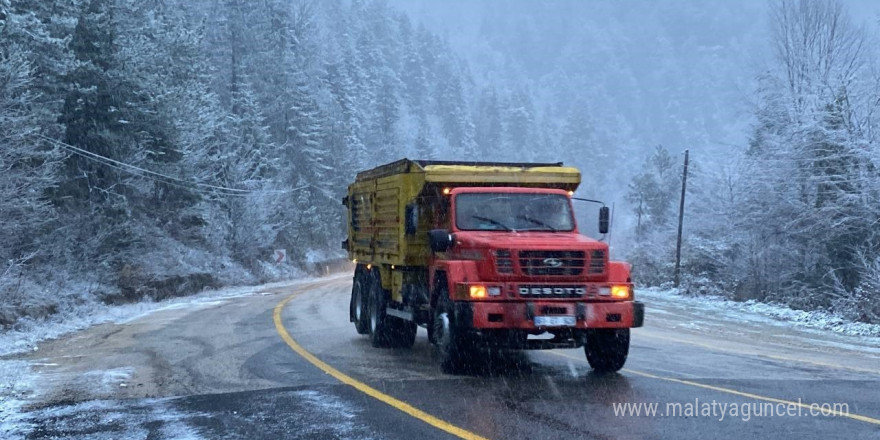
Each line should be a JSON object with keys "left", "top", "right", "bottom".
{"left": 611, "top": 285, "right": 631, "bottom": 299}
{"left": 469, "top": 285, "right": 487, "bottom": 298}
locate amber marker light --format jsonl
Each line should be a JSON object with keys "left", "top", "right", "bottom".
{"left": 442, "top": 187, "right": 452, "bottom": 195}
{"left": 469, "top": 285, "right": 488, "bottom": 299}
{"left": 611, "top": 285, "right": 631, "bottom": 299}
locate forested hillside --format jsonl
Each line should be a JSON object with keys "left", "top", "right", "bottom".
{"left": 0, "top": 0, "right": 506, "bottom": 325}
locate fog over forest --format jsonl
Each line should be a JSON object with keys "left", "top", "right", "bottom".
{"left": 2, "top": 0, "right": 880, "bottom": 328}
{"left": 395, "top": 0, "right": 880, "bottom": 323}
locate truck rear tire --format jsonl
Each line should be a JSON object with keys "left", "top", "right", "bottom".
{"left": 389, "top": 319, "right": 417, "bottom": 348}
{"left": 433, "top": 295, "right": 469, "bottom": 373}
{"left": 366, "top": 271, "right": 417, "bottom": 348}
{"left": 351, "top": 274, "right": 370, "bottom": 335}
{"left": 368, "top": 275, "right": 393, "bottom": 347}
{"left": 584, "top": 329, "right": 629, "bottom": 373}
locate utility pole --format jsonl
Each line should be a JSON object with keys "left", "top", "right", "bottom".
{"left": 673, "top": 149, "right": 689, "bottom": 288}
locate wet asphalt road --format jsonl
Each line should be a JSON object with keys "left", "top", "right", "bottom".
{"left": 9, "top": 276, "right": 880, "bottom": 439}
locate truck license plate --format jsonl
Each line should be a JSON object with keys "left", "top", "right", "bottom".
{"left": 534, "top": 316, "right": 576, "bottom": 327}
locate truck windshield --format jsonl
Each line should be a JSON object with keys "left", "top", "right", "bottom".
{"left": 455, "top": 193, "right": 575, "bottom": 232}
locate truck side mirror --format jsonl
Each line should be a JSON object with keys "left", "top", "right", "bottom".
{"left": 405, "top": 203, "right": 418, "bottom": 235}
{"left": 428, "top": 229, "right": 454, "bottom": 252}
{"left": 598, "top": 206, "right": 610, "bottom": 234}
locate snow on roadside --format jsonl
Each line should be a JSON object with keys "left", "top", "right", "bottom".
{"left": 4, "top": 397, "right": 208, "bottom": 440}
{"left": 0, "top": 273, "right": 347, "bottom": 358}
{"left": 0, "top": 273, "right": 350, "bottom": 437}
{"left": 639, "top": 287, "right": 880, "bottom": 338}
{"left": 0, "top": 360, "right": 34, "bottom": 440}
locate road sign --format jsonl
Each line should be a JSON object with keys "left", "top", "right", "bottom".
{"left": 274, "top": 249, "right": 286, "bottom": 264}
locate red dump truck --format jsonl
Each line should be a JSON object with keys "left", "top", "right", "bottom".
{"left": 342, "top": 159, "right": 643, "bottom": 372}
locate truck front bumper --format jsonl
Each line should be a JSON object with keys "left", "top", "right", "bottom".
{"left": 453, "top": 300, "right": 644, "bottom": 331}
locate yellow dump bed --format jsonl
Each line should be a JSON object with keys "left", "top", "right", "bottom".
{"left": 344, "top": 159, "right": 581, "bottom": 268}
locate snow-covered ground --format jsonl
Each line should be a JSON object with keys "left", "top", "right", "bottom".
{"left": 639, "top": 287, "right": 880, "bottom": 338}
{"left": 4, "top": 397, "right": 206, "bottom": 440}
{"left": 3, "top": 388, "right": 372, "bottom": 440}
{"left": 0, "top": 359, "right": 33, "bottom": 438}
{"left": 0, "top": 274, "right": 346, "bottom": 358}
{"left": 0, "top": 273, "right": 349, "bottom": 439}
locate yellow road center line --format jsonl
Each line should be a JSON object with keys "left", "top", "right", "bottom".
{"left": 548, "top": 350, "right": 880, "bottom": 426}
{"left": 636, "top": 331, "right": 880, "bottom": 377}
{"left": 273, "top": 292, "right": 489, "bottom": 440}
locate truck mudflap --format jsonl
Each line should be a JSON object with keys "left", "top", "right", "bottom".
{"left": 632, "top": 301, "right": 645, "bottom": 328}
{"left": 453, "top": 300, "right": 644, "bottom": 330}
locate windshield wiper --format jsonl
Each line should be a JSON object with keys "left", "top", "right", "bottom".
{"left": 470, "top": 215, "right": 512, "bottom": 231}
{"left": 517, "top": 214, "right": 557, "bottom": 231}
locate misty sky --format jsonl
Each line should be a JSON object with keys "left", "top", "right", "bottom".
{"left": 391, "top": 0, "right": 880, "bottom": 164}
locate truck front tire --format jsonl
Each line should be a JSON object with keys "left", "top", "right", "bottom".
{"left": 584, "top": 328, "right": 629, "bottom": 373}
{"left": 433, "top": 296, "right": 469, "bottom": 373}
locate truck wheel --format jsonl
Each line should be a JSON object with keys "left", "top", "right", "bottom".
{"left": 389, "top": 319, "right": 417, "bottom": 348}
{"left": 584, "top": 329, "right": 629, "bottom": 373}
{"left": 351, "top": 274, "right": 370, "bottom": 335}
{"left": 427, "top": 320, "right": 436, "bottom": 344}
{"left": 433, "top": 296, "right": 468, "bottom": 373}
{"left": 368, "top": 275, "right": 393, "bottom": 347}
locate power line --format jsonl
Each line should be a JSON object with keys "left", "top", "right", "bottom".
{"left": 65, "top": 145, "right": 253, "bottom": 197}
{"left": 37, "top": 134, "right": 255, "bottom": 195}
{"left": 36, "top": 134, "right": 306, "bottom": 198}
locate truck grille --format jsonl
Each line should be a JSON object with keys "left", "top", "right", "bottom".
{"left": 494, "top": 249, "right": 514, "bottom": 274}
{"left": 589, "top": 250, "right": 606, "bottom": 274}
{"left": 518, "top": 250, "right": 585, "bottom": 276}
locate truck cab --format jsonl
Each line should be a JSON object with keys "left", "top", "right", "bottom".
{"left": 343, "top": 160, "right": 643, "bottom": 373}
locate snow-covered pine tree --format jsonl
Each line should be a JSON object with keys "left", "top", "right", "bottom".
{"left": 475, "top": 87, "right": 503, "bottom": 157}
{"left": 624, "top": 145, "right": 682, "bottom": 285}
{"left": 0, "top": 6, "right": 62, "bottom": 284}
